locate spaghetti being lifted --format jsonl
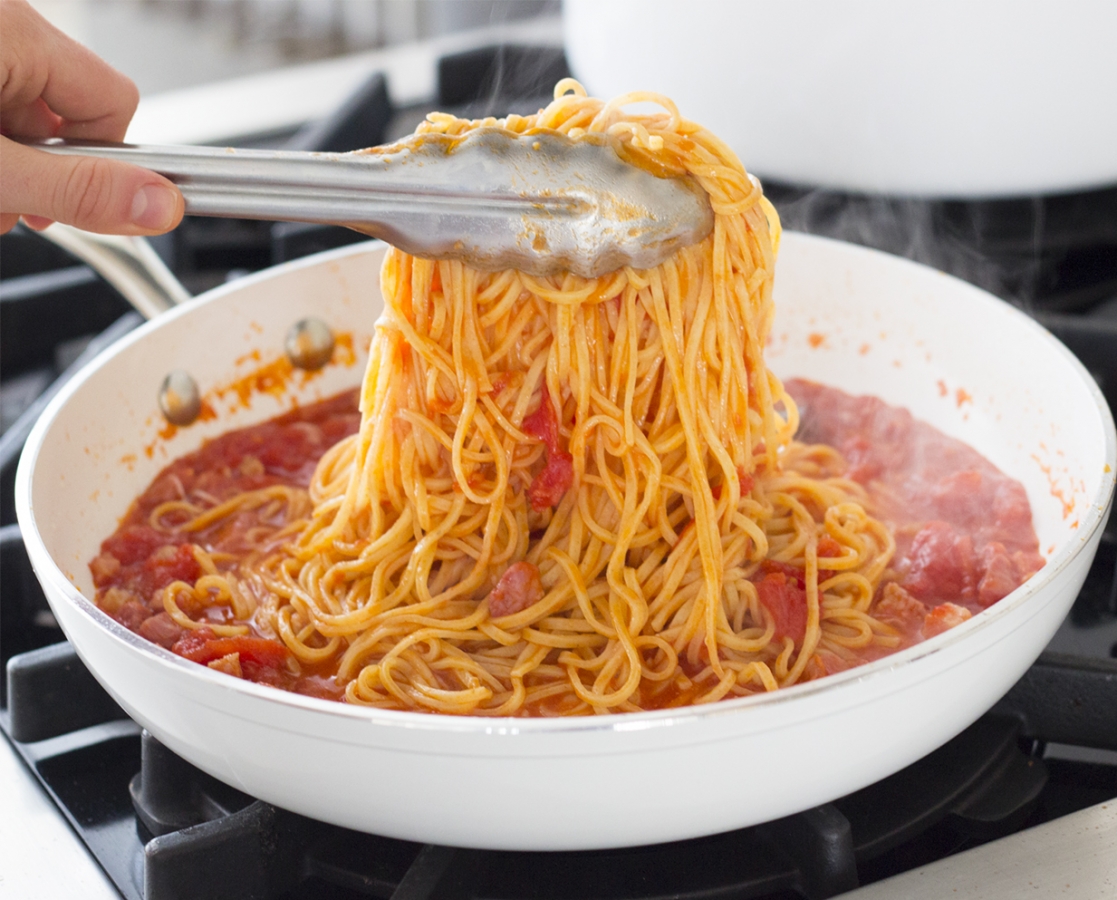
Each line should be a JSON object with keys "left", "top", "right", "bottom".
{"left": 91, "top": 81, "right": 1043, "bottom": 715}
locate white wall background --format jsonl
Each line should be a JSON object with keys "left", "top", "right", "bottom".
{"left": 31, "top": 0, "right": 555, "bottom": 95}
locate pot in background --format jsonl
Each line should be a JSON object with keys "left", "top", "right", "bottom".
{"left": 564, "top": 0, "right": 1117, "bottom": 197}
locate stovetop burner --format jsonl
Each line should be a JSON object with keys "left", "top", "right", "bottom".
{"left": 2, "top": 40, "right": 1116, "bottom": 900}
{"left": 2, "top": 636, "right": 1114, "bottom": 900}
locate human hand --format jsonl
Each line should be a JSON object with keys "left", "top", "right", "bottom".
{"left": 0, "top": 0, "right": 184, "bottom": 235}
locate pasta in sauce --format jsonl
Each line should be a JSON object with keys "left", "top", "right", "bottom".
{"left": 91, "top": 83, "right": 1044, "bottom": 716}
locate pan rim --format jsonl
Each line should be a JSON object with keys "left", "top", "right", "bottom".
{"left": 15, "top": 233, "right": 1116, "bottom": 740}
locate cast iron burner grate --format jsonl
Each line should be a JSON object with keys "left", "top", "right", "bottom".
{"left": 2, "top": 627, "right": 1116, "bottom": 900}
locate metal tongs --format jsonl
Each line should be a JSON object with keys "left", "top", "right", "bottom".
{"left": 28, "top": 131, "right": 714, "bottom": 278}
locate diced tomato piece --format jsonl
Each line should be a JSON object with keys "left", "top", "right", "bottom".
{"left": 489, "top": 561, "right": 544, "bottom": 618}
{"left": 116, "top": 600, "right": 153, "bottom": 630}
{"left": 528, "top": 455, "right": 574, "bottom": 510}
{"left": 137, "top": 544, "right": 201, "bottom": 596}
{"left": 875, "top": 582, "right": 927, "bottom": 634}
{"left": 218, "top": 637, "right": 290, "bottom": 669}
{"left": 522, "top": 385, "right": 562, "bottom": 452}
{"left": 207, "top": 653, "right": 243, "bottom": 678}
{"left": 89, "top": 553, "right": 121, "bottom": 585}
{"left": 101, "top": 524, "right": 170, "bottom": 567}
{"left": 173, "top": 630, "right": 289, "bottom": 670}
{"left": 144, "top": 472, "right": 187, "bottom": 507}
{"left": 243, "top": 660, "right": 288, "bottom": 687}
{"left": 755, "top": 571, "right": 808, "bottom": 642}
{"left": 759, "top": 559, "right": 805, "bottom": 587}
{"left": 171, "top": 627, "right": 217, "bottom": 658}
{"left": 923, "top": 602, "right": 972, "bottom": 638}
{"left": 138, "top": 612, "right": 184, "bottom": 648}
{"left": 901, "top": 521, "right": 976, "bottom": 602}
{"left": 977, "top": 542, "right": 1021, "bottom": 607}
{"left": 1013, "top": 549, "right": 1046, "bottom": 581}
{"left": 522, "top": 386, "right": 574, "bottom": 510}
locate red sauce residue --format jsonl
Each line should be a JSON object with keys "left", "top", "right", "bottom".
{"left": 1031, "top": 454, "right": 1077, "bottom": 519}
{"left": 858, "top": 343, "right": 871, "bottom": 356}
{"left": 937, "top": 380, "right": 949, "bottom": 398}
{"left": 154, "top": 399, "right": 218, "bottom": 447}
{"left": 142, "top": 333, "right": 359, "bottom": 459}
{"left": 807, "top": 332, "right": 826, "bottom": 349}
{"left": 955, "top": 388, "right": 973, "bottom": 408}
{"left": 220, "top": 356, "right": 299, "bottom": 406}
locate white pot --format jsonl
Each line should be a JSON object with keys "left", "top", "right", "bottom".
{"left": 16, "top": 234, "right": 1114, "bottom": 849}
{"left": 564, "top": 0, "right": 1117, "bottom": 197}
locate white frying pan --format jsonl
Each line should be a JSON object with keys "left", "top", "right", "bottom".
{"left": 15, "top": 233, "right": 1115, "bottom": 850}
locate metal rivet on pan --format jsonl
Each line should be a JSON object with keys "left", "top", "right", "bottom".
{"left": 158, "top": 370, "right": 201, "bottom": 426}
{"left": 285, "top": 318, "right": 335, "bottom": 371}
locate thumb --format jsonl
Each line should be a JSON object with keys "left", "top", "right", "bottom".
{"left": 0, "top": 137, "right": 184, "bottom": 235}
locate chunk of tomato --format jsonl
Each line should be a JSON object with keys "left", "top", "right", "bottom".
{"left": 489, "top": 561, "right": 544, "bottom": 618}
{"left": 522, "top": 386, "right": 573, "bottom": 510}
{"left": 901, "top": 521, "right": 976, "bottom": 603}
{"left": 173, "top": 629, "right": 290, "bottom": 671}
{"left": 755, "top": 571, "right": 808, "bottom": 642}
{"left": 137, "top": 544, "right": 201, "bottom": 596}
{"left": 101, "top": 524, "right": 169, "bottom": 568}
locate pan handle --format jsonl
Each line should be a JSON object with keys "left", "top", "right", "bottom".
{"left": 39, "top": 223, "right": 192, "bottom": 319}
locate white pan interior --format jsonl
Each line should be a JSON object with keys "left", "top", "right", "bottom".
{"left": 16, "top": 233, "right": 1115, "bottom": 849}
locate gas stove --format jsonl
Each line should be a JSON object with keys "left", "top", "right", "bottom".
{"left": 2, "top": 23, "right": 1116, "bottom": 900}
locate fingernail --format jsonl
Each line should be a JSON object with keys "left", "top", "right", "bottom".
{"left": 131, "top": 183, "right": 178, "bottom": 230}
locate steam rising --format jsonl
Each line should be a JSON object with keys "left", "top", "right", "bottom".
{"left": 763, "top": 182, "right": 1117, "bottom": 315}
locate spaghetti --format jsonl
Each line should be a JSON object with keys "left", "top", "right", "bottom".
{"left": 92, "top": 82, "right": 1040, "bottom": 716}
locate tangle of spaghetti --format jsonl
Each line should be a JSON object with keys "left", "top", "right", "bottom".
{"left": 108, "top": 82, "right": 904, "bottom": 715}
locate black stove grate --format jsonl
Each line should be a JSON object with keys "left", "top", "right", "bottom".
{"left": 2, "top": 41, "right": 1117, "bottom": 900}
{"left": 2, "top": 631, "right": 1115, "bottom": 900}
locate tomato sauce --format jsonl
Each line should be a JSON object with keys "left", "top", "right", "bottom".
{"left": 787, "top": 378, "right": 1045, "bottom": 641}
{"left": 92, "top": 381, "right": 1045, "bottom": 706}
{"left": 91, "top": 391, "right": 360, "bottom": 699}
